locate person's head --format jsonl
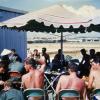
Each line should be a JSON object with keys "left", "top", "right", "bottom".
{"left": 42, "top": 47, "right": 46, "bottom": 53}
{"left": 91, "top": 57, "right": 100, "bottom": 70}
{"left": 58, "top": 49, "right": 62, "bottom": 54}
{"left": 4, "top": 80, "right": 13, "bottom": 90}
{"left": 80, "top": 49, "right": 86, "bottom": 55}
{"left": 90, "top": 49, "right": 95, "bottom": 55}
{"left": 11, "top": 49, "right": 16, "bottom": 54}
{"left": 24, "top": 58, "right": 37, "bottom": 72}
{"left": 34, "top": 49, "right": 38, "bottom": 55}
{"left": 0, "top": 61, "right": 6, "bottom": 73}
{"left": 68, "top": 62, "right": 78, "bottom": 74}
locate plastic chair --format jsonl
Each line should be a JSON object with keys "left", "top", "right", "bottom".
{"left": 24, "top": 88, "right": 45, "bottom": 100}
{"left": 58, "top": 89, "right": 80, "bottom": 100}
{"left": 91, "top": 89, "right": 100, "bottom": 100}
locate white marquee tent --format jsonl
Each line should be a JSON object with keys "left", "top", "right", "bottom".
{"left": 1, "top": 4, "right": 99, "bottom": 28}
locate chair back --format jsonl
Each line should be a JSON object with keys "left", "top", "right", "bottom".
{"left": 92, "top": 89, "right": 100, "bottom": 96}
{"left": 58, "top": 89, "right": 80, "bottom": 100}
{"left": 24, "top": 88, "right": 45, "bottom": 99}
{"left": 91, "top": 89, "right": 100, "bottom": 100}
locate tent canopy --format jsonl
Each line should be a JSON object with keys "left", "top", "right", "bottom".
{"left": 1, "top": 5, "right": 99, "bottom": 28}
{"left": 0, "top": 4, "right": 100, "bottom": 33}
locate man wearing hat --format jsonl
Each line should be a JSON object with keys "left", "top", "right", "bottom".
{"left": 0, "top": 49, "right": 11, "bottom": 68}
{"left": 0, "top": 49, "right": 12, "bottom": 57}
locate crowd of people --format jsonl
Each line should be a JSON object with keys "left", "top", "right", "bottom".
{"left": 0, "top": 47, "right": 100, "bottom": 100}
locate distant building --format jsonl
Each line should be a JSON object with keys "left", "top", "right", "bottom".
{"left": 0, "top": 6, "right": 28, "bottom": 60}
{"left": 27, "top": 32, "right": 100, "bottom": 43}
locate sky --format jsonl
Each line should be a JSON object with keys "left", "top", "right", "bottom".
{"left": 0, "top": 0, "right": 100, "bottom": 11}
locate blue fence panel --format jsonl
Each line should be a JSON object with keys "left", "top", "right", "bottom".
{"left": 0, "top": 7, "right": 27, "bottom": 61}
{"left": 0, "top": 28, "right": 27, "bottom": 61}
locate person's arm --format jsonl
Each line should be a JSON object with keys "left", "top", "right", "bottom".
{"left": 81, "top": 81, "right": 87, "bottom": 100}
{"left": 37, "top": 57, "right": 46, "bottom": 72}
{"left": 35, "top": 71, "right": 44, "bottom": 88}
{"left": 80, "top": 56, "right": 85, "bottom": 64}
{"left": 88, "top": 72, "right": 94, "bottom": 89}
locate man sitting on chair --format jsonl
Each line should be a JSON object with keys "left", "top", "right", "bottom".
{"left": 56, "top": 62, "right": 85, "bottom": 100}
{"left": 22, "top": 58, "right": 45, "bottom": 100}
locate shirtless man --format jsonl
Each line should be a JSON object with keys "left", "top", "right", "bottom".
{"left": 88, "top": 57, "right": 100, "bottom": 89}
{"left": 56, "top": 62, "right": 85, "bottom": 100}
{"left": 22, "top": 58, "right": 45, "bottom": 100}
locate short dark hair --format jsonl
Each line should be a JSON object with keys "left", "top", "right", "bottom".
{"left": 93, "top": 57, "right": 100, "bottom": 64}
{"left": 58, "top": 49, "right": 61, "bottom": 53}
{"left": 42, "top": 47, "right": 46, "bottom": 52}
{"left": 68, "top": 62, "right": 78, "bottom": 72}
{"left": 90, "top": 49, "right": 95, "bottom": 52}
{"left": 80, "top": 49, "right": 86, "bottom": 53}
{"left": 25, "top": 58, "right": 37, "bottom": 68}
{"left": 34, "top": 49, "right": 38, "bottom": 51}
{"left": 11, "top": 49, "right": 16, "bottom": 52}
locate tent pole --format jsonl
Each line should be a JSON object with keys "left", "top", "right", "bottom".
{"left": 61, "top": 32, "right": 63, "bottom": 66}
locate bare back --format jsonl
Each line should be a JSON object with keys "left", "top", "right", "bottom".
{"left": 56, "top": 75, "right": 85, "bottom": 100}
{"left": 22, "top": 69, "right": 44, "bottom": 89}
{"left": 89, "top": 69, "right": 100, "bottom": 89}
{"left": 59, "top": 75, "right": 84, "bottom": 91}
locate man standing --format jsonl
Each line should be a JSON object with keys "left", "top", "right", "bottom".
{"left": 56, "top": 62, "right": 85, "bottom": 100}
{"left": 79, "top": 49, "right": 90, "bottom": 77}
{"left": 52, "top": 49, "right": 65, "bottom": 71}
{"left": 42, "top": 47, "right": 50, "bottom": 70}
